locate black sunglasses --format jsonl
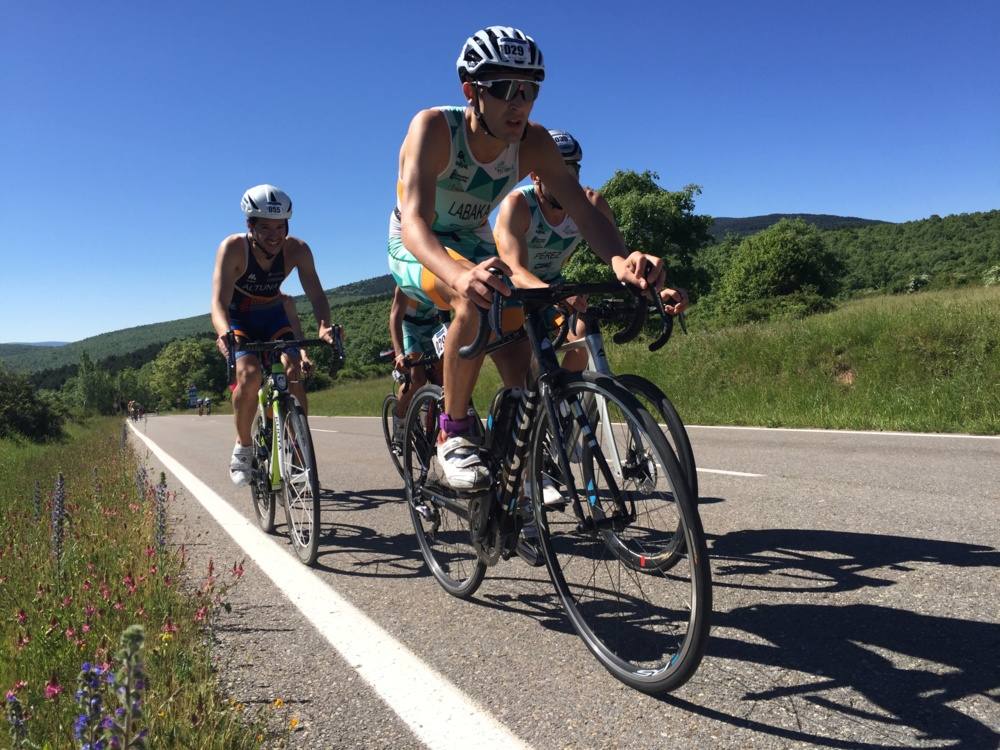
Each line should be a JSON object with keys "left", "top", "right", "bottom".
{"left": 475, "top": 79, "right": 541, "bottom": 102}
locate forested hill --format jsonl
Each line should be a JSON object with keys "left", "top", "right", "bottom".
{"left": 0, "top": 275, "right": 396, "bottom": 374}
{"left": 710, "top": 213, "right": 887, "bottom": 240}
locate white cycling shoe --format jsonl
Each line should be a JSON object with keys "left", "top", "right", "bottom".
{"left": 229, "top": 443, "right": 253, "bottom": 487}
{"left": 437, "top": 435, "right": 490, "bottom": 490}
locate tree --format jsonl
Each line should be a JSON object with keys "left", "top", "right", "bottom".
{"left": 148, "top": 338, "right": 227, "bottom": 409}
{"left": 0, "top": 365, "right": 64, "bottom": 441}
{"left": 713, "top": 219, "right": 843, "bottom": 324}
{"left": 562, "top": 170, "right": 713, "bottom": 292}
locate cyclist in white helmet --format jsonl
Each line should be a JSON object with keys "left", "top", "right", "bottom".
{"left": 211, "top": 184, "right": 337, "bottom": 486}
{"left": 494, "top": 129, "right": 689, "bottom": 379}
{"left": 388, "top": 26, "right": 678, "bottom": 490}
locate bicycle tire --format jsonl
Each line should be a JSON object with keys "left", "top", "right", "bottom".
{"left": 616, "top": 374, "right": 698, "bottom": 501}
{"left": 280, "top": 397, "right": 322, "bottom": 565}
{"left": 530, "top": 372, "right": 711, "bottom": 695}
{"left": 250, "top": 408, "right": 276, "bottom": 533}
{"left": 403, "top": 384, "right": 486, "bottom": 598}
{"left": 381, "top": 393, "right": 405, "bottom": 478}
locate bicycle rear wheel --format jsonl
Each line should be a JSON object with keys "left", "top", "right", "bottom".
{"left": 403, "top": 384, "right": 486, "bottom": 598}
{"left": 530, "top": 372, "right": 711, "bottom": 695}
{"left": 616, "top": 374, "right": 698, "bottom": 501}
{"left": 280, "top": 397, "right": 322, "bottom": 565}
{"left": 250, "top": 408, "right": 276, "bottom": 533}
{"left": 381, "top": 392, "right": 405, "bottom": 478}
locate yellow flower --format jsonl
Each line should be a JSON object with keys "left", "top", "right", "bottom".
{"left": 272, "top": 698, "right": 284, "bottom": 708}
{"left": 159, "top": 632, "right": 173, "bottom": 643}
{"left": 289, "top": 715, "right": 299, "bottom": 730}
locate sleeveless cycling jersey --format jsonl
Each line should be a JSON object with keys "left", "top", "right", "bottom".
{"left": 389, "top": 106, "right": 520, "bottom": 240}
{"left": 231, "top": 235, "right": 287, "bottom": 310}
{"left": 519, "top": 185, "right": 582, "bottom": 282}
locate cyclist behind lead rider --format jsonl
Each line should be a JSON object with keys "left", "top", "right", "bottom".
{"left": 388, "top": 286, "right": 445, "bottom": 449}
{"left": 493, "top": 129, "right": 689, "bottom": 379}
{"left": 389, "top": 25, "right": 672, "bottom": 491}
{"left": 211, "top": 184, "right": 337, "bottom": 486}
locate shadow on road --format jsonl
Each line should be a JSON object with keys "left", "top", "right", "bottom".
{"left": 669, "top": 528, "right": 1000, "bottom": 748}
{"left": 709, "top": 528, "right": 999, "bottom": 593}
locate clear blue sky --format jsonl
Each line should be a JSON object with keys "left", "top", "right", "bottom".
{"left": 4, "top": 0, "right": 998, "bottom": 342}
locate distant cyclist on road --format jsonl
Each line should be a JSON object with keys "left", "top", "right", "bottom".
{"left": 211, "top": 184, "right": 337, "bottom": 486}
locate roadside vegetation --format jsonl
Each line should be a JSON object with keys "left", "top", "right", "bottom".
{"left": 0, "top": 419, "right": 269, "bottom": 748}
{"left": 3, "top": 171, "right": 997, "bottom": 433}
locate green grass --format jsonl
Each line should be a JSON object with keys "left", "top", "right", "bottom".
{"left": 306, "top": 287, "right": 1000, "bottom": 434}
{"left": 0, "top": 419, "right": 266, "bottom": 748}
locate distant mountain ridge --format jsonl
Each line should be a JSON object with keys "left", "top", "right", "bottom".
{"left": 710, "top": 213, "right": 888, "bottom": 240}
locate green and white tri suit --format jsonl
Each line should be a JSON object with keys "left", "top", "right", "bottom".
{"left": 387, "top": 106, "right": 521, "bottom": 311}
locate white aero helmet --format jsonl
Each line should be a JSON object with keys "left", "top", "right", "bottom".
{"left": 549, "top": 130, "right": 583, "bottom": 163}
{"left": 241, "top": 184, "right": 293, "bottom": 220}
{"left": 457, "top": 26, "right": 545, "bottom": 82}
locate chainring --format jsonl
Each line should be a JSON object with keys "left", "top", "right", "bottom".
{"left": 468, "top": 493, "right": 502, "bottom": 565}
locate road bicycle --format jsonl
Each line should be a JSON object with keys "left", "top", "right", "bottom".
{"left": 227, "top": 332, "right": 344, "bottom": 565}
{"left": 400, "top": 280, "right": 711, "bottom": 694}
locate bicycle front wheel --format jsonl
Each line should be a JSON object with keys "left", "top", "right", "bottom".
{"left": 250, "top": 407, "right": 276, "bottom": 533}
{"left": 530, "top": 372, "right": 712, "bottom": 695}
{"left": 280, "top": 398, "right": 322, "bottom": 565}
{"left": 403, "top": 384, "right": 486, "bottom": 598}
{"left": 381, "top": 392, "right": 404, "bottom": 478}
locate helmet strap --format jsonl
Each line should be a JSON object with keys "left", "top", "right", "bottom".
{"left": 470, "top": 89, "right": 499, "bottom": 140}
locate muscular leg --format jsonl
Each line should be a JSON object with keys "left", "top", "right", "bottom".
{"left": 561, "top": 317, "right": 589, "bottom": 373}
{"left": 282, "top": 354, "right": 307, "bottom": 415}
{"left": 491, "top": 337, "right": 531, "bottom": 389}
{"left": 233, "top": 355, "right": 262, "bottom": 446}
{"left": 438, "top": 288, "right": 487, "bottom": 421}
{"left": 395, "top": 364, "right": 428, "bottom": 418}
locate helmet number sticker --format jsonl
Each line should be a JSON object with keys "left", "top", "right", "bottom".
{"left": 498, "top": 39, "right": 528, "bottom": 63}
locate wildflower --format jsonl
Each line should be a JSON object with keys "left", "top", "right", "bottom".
{"left": 231, "top": 559, "right": 245, "bottom": 578}
{"left": 289, "top": 715, "right": 300, "bottom": 730}
{"left": 161, "top": 618, "right": 178, "bottom": 634}
{"left": 83, "top": 623, "right": 92, "bottom": 634}
{"left": 66, "top": 626, "right": 76, "bottom": 640}
{"left": 194, "top": 606, "right": 207, "bottom": 622}
{"left": 83, "top": 579, "right": 93, "bottom": 591}
{"left": 85, "top": 604, "right": 97, "bottom": 618}
{"left": 51, "top": 473, "right": 66, "bottom": 563}
{"left": 45, "top": 678, "right": 64, "bottom": 699}
{"left": 272, "top": 698, "right": 284, "bottom": 708}
{"left": 63, "top": 595, "right": 74, "bottom": 607}
{"left": 144, "top": 546, "right": 155, "bottom": 558}
{"left": 16, "top": 633, "right": 30, "bottom": 651}
{"left": 15, "top": 609, "right": 27, "bottom": 625}
{"left": 158, "top": 633, "right": 173, "bottom": 644}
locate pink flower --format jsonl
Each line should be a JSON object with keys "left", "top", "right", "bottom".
{"left": 44, "top": 679, "right": 63, "bottom": 700}
{"left": 161, "top": 618, "right": 178, "bottom": 634}
{"left": 15, "top": 609, "right": 27, "bottom": 625}
{"left": 82, "top": 579, "right": 92, "bottom": 591}
{"left": 194, "top": 606, "right": 207, "bottom": 622}
{"left": 231, "top": 560, "right": 245, "bottom": 579}
{"left": 145, "top": 545, "right": 156, "bottom": 558}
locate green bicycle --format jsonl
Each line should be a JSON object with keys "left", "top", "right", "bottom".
{"left": 228, "top": 333, "right": 344, "bottom": 565}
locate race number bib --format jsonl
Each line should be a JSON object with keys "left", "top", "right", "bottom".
{"left": 432, "top": 323, "right": 448, "bottom": 358}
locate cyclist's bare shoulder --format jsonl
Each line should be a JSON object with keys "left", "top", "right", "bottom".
{"left": 516, "top": 122, "right": 555, "bottom": 175}
{"left": 216, "top": 233, "right": 248, "bottom": 272}
{"left": 282, "top": 236, "right": 314, "bottom": 267}
{"left": 402, "top": 109, "right": 451, "bottom": 170}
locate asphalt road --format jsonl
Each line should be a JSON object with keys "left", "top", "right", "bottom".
{"left": 130, "top": 415, "right": 1000, "bottom": 749}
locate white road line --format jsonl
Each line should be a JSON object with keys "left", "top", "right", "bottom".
{"left": 687, "top": 424, "right": 999, "bottom": 440}
{"left": 696, "top": 468, "right": 765, "bottom": 478}
{"left": 311, "top": 428, "right": 338, "bottom": 433}
{"left": 128, "top": 424, "right": 529, "bottom": 750}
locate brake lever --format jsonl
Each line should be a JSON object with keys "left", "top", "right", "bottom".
{"left": 647, "top": 289, "right": 674, "bottom": 352}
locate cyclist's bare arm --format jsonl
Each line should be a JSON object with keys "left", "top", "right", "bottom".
{"left": 521, "top": 126, "right": 664, "bottom": 292}
{"left": 494, "top": 191, "right": 548, "bottom": 290}
{"left": 389, "top": 288, "right": 407, "bottom": 364}
{"left": 398, "top": 110, "right": 510, "bottom": 307}
{"left": 211, "top": 235, "right": 247, "bottom": 356}
{"left": 288, "top": 240, "right": 335, "bottom": 342}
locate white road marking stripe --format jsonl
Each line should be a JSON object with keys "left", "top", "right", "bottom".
{"left": 696, "top": 468, "right": 765, "bottom": 478}
{"left": 687, "top": 424, "right": 999, "bottom": 440}
{"left": 128, "top": 424, "right": 529, "bottom": 750}
{"left": 311, "top": 428, "right": 338, "bottom": 433}
{"left": 311, "top": 415, "right": 998, "bottom": 440}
